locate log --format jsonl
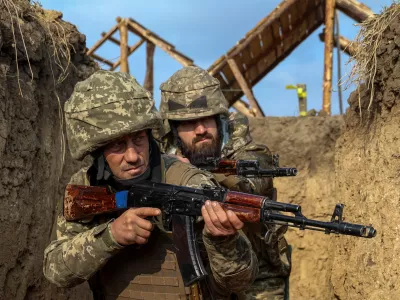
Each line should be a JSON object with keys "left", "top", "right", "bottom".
{"left": 119, "top": 19, "right": 129, "bottom": 73}
{"left": 127, "top": 19, "right": 194, "bottom": 67}
{"left": 322, "top": 0, "right": 336, "bottom": 116}
{"left": 91, "top": 53, "right": 113, "bottom": 67}
{"left": 336, "top": 0, "right": 374, "bottom": 23}
{"left": 319, "top": 31, "right": 357, "bottom": 56}
{"left": 110, "top": 39, "right": 145, "bottom": 71}
{"left": 144, "top": 42, "right": 155, "bottom": 95}
{"left": 87, "top": 23, "right": 119, "bottom": 56}
{"left": 227, "top": 58, "right": 265, "bottom": 117}
{"left": 232, "top": 99, "right": 257, "bottom": 117}
{"left": 102, "top": 33, "right": 124, "bottom": 47}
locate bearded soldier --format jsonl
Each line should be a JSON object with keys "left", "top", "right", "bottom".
{"left": 158, "top": 66, "right": 291, "bottom": 300}
{"left": 43, "top": 70, "right": 258, "bottom": 300}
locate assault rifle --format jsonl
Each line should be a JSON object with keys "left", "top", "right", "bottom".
{"left": 64, "top": 181, "right": 376, "bottom": 287}
{"left": 197, "top": 154, "right": 298, "bottom": 177}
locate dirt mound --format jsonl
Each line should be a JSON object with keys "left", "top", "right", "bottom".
{"left": 249, "top": 116, "right": 344, "bottom": 300}
{"left": 331, "top": 5, "right": 400, "bottom": 300}
{"left": 0, "top": 1, "right": 97, "bottom": 299}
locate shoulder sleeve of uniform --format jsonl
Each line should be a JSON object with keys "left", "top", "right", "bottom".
{"left": 68, "top": 167, "right": 91, "bottom": 185}
{"left": 43, "top": 215, "right": 123, "bottom": 288}
{"left": 202, "top": 230, "right": 258, "bottom": 293}
{"left": 165, "top": 159, "right": 219, "bottom": 188}
{"left": 43, "top": 167, "right": 123, "bottom": 288}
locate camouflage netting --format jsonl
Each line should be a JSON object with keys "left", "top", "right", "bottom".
{"left": 0, "top": 0, "right": 97, "bottom": 299}
{"left": 331, "top": 3, "right": 400, "bottom": 300}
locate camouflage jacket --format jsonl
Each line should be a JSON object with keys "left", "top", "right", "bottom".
{"left": 222, "top": 113, "right": 291, "bottom": 300}
{"left": 43, "top": 156, "right": 258, "bottom": 299}
{"left": 160, "top": 112, "right": 291, "bottom": 299}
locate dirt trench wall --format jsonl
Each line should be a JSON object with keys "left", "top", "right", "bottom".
{"left": 0, "top": 1, "right": 97, "bottom": 299}
{"left": 330, "top": 8, "right": 400, "bottom": 300}
{"left": 249, "top": 116, "right": 344, "bottom": 300}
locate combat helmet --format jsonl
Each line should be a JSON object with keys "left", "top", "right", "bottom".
{"left": 159, "top": 66, "right": 229, "bottom": 121}
{"left": 158, "top": 66, "right": 230, "bottom": 153}
{"left": 65, "top": 70, "right": 162, "bottom": 160}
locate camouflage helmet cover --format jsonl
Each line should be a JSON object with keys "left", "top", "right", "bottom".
{"left": 159, "top": 66, "right": 229, "bottom": 121}
{"left": 65, "top": 70, "right": 162, "bottom": 160}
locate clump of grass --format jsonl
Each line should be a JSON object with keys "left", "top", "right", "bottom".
{"left": 344, "top": 2, "right": 400, "bottom": 118}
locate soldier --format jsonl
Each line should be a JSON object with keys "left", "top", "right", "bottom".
{"left": 158, "top": 66, "right": 291, "bottom": 300}
{"left": 43, "top": 70, "right": 258, "bottom": 300}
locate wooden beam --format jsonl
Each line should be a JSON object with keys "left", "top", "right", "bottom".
{"left": 110, "top": 39, "right": 145, "bottom": 71}
{"left": 144, "top": 42, "right": 155, "bottom": 95}
{"left": 228, "top": 0, "right": 298, "bottom": 58}
{"left": 336, "top": 0, "right": 374, "bottom": 23}
{"left": 127, "top": 18, "right": 194, "bottom": 67}
{"left": 87, "top": 23, "right": 119, "bottom": 56}
{"left": 318, "top": 31, "right": 357, "bottom": 56}
{"left": 323, "top": 0, "right": 336, "bottom": 116}
{"left": 232, "top": 99, "right": 256, "bottom": 117}
{"left": 227, "top": 58, "right": 264, "bottom": 117}
{"left": 91, "top": 53, "right": 113, "bottom": 67}
{"left": 102, "top": 32, "right": 123, "bottom": 47}
{"left": 119, "top": 19, "right": 129, "bottom": 73}
{"left": 225, "top": 4, "right": 324, "bottom": 107}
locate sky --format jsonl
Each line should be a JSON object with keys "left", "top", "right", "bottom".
{"left": 40, "top": 0, "right": 392, "bottom": 116}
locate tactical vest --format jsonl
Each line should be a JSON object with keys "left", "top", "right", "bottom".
{"left": 93, "top": 156, "right": 210, "bottom": 300}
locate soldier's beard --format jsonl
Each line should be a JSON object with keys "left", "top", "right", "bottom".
{"left": 179, "top": 133, "right": 221, "bottom": 166}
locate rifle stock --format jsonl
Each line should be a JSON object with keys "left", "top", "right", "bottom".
{"left": 64, "top": 182, "right": 376, "bottom": 239}
{"left": 63, "top": 181, "right": 376, "bottom": 288}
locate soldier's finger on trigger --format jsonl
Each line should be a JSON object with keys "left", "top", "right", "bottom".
{"left": 133, "top": 207, "right": 161, "bottom": 218}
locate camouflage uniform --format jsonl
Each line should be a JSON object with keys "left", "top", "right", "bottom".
{"left": 43, "top": 70, "right": 258, "bottom": 300}
{"left": 158, "top": 66, "right": 291, "bottom": 300}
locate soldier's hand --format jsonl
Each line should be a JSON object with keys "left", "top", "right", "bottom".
{"left": 202, "top": 200, "right": 244, "bottom": 237}
{"left": 110, "top": 207, "right": 161, "bottom": 246}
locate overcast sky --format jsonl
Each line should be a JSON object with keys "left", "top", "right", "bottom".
{"left": 40, "top": 0, "right": 391, "bottom": 116}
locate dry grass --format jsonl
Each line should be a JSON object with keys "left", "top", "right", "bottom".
{"left": 344, "top": 2, "right": 400, "bottom": 117}
{"left": 0, "top": 0, "right": 78, "bottom": 177}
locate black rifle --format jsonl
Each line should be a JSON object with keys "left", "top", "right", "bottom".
{"left": 64, "top": 181, "right": 376, "bottom": 288}
{"left": 197, "top": 154, "right": 298, "bottom": 178}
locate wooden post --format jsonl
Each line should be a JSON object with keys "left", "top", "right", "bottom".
{"left": 127, "top": 19, "right": 193, "bottom": 67}
{"left": 322, "top": 0, "right": 335, "bottom": 115}
{"left": 144, "top": 42, "right": 155, "bottom": 95}
{"left": 232, "top": 99, "right": 257, "bottom": 117}
{"left": 87, "top": 23, "right": 119, "bottom": 56}
{"left": 227, "top": 58, "right": 265, "bottom": 117}
{"left": 111, "top": 39, "right": 145, "bottom": 71}
{"left": 119, "top": 18, "right": 129, "bottom": 73}
{"left": 319, "top": 32, "right": 357, "bottom": 57}
{"left": 335, "top": 0, "right": 374, "bottom": 23}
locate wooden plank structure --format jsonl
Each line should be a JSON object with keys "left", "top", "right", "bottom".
{"left": 87, "top": 0, "right": 374, "bottom": 116}
{"left": 87, "top": 17, "right": 194, "bottom": 95}
{"left": 207, "top": 0, "right": 374, "bottom": 116}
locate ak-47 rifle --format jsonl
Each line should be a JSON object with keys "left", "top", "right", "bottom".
{"left": 197, "top": 154, "right": 298, "bottom": 177}
{"left": 64, "top": 181, "right": 376, "bottom": 288}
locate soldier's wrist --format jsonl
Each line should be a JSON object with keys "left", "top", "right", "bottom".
{"left": 102, "top": 221, "right": 125, "bottom": 250}
{"left": 202, "top": 228, "right": 239, "bottom": 244}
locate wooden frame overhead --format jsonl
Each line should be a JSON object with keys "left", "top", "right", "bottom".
{"left": 87, "top": 17, "right": 194, "bottom": 95}
{"left": 207, "top": 0, "right": 373, "bottom": 116}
